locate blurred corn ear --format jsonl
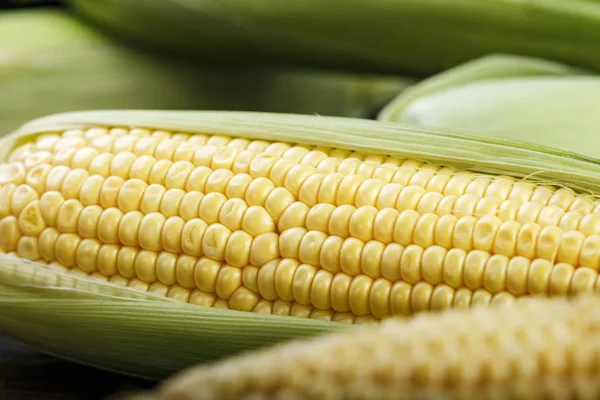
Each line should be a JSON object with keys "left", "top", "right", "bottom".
{"left": 378, "top": 55, "right": 600, "bottom": 159}
{"left": 0, "top": 8, "right": 410, "bottom": 135}
{"left": 66, "top": 0, "right": 600, "bottom": 75}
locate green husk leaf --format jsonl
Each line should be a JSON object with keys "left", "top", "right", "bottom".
{"left": 0, "top": 8, "right": 409, "bottom": 135}
{"left": 7, "top": 110, "right": 600, "bottom": 193}
{"left": 378, "top": 55, "right": 600, "bottom": 159}
{"left": 66, "top": 0, "right": 600, "bottom": 75}
{"left": 0, "top": 257, "right": 346, "bottom": 380}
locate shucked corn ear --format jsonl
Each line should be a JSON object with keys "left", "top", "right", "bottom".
{"left": 67, "top": 0, "right": 600, "bottom": 75}
{"left": 379, "top": 55, "right": 600, "bottom": 159}
{"left": 4, "top": 110, "right": 600, "bottom": 376}
{"left": 0, "top": 9, "right": 408, "bottom": 134}
{"left": 149, "top": 294, "right": 600, "bottom": 400}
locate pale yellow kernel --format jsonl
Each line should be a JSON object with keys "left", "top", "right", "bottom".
{"left": 173, "top": 141, "right": 200, "bottom": 163}
{"left": 197, "top": 192, "right": 227, "bottom": 225}
{"left": 400, "top": 244, "right": 424, "bottom": 284}
{"left": 53, "top": 148, "right": 77, "bottom": 165}
{"left": 393, "top": 209, "right": 420, "bottom": 246}
{"left": 54, "top": 233, "right": 80, "bottom": 267}
{"left": 228, "top": 138, "right": 252, "bottom": 150}
{"left": 411, "top": 281, "right": 434, "bottom": 313}
{"left": 413, "top": 213, "right": 438, "bottom": 248}
{"left": 570, "top": 267, "right": 597, "bottom": 294}
{"left": 138, "top": 212, "right": 166, "bottom": 251}
{"left": 579, "top": 213, "right": 600, "bottom": 236}
{"left": 381, "top": 243, "right": 403, "bottom": 281}
{"left": 88, "top": 153, "right": 113, "bottom": 177}
{"left": 59, "top": 169, "right": 89, "bottom": 200}
{"left": 559, "top": 211, "right": 584, "bottom": 231}
{"left": 556, "top": 231, "right": 585, "bottom": 265}
{"left": 528, "top": 258, "right": 553, "bottom": 295}
{"left": 74, "top": 238, "right": 101, "bottom": 272}
{"left": 182, "top": 168, "right": 210, "bottom": 194}
{"left": 319, "top": 235, "right": 343, "bottom": 273}
{"left": 181, "top": 218, "right": 208, "bottom": 257}
{"left": 297, "top": 173, "right": 325, "bottom": 207}
{"left": 302, "top": 205, "right": 331, "bottom": 234}
{"left": 148, "top": 160, "right": 173, "bottom": 185}
{"left": 497, "top": 199, "right": 520, "bottom": 221}
{"left": 216, "top": 265, "right": 242, "bottom": 299}
{"left": 274, "top": 258, "right": 300, "bottom": 301}
{"left": 473, "top": 215, "right": 502, "bottom": 253}
{"left": 395, "top": 185, "right": 426, "bottom": 212}
{"left": 217, "top": 198, "right": 247, "bottom": 231}
{"left": 453, "top": 193, "right": 479, "bottom": 218}
{"left": 508, "top": 181, "right": 535, "bottom": 203}
{"left": 536, "top": 226, "right": 562, "bottom": 262}
{"left": 443, "top": 248, "right": 467, "bottom": 289}
{"left": 134, "top": 250, "right": 159, "bottom": 283}
{"left": 492, "top": 221, "right": 520, "bottom": 258}
{"left": 205, "top": 169, "right": 234, "bottom": 194}
{"left": 271, "top": 299, "right": 292, "bottom": 316}
{"left": 463, "top": 250, "right": 489, "bottom": 290}
{"left": 340, "top": 237, "right": 364, "bottom": 276}
{"left": 465, "top": 176, "right": 491, "bottom": 198}
{"left": 179, "top": 192, "right": 204, "bottom": 221}
{"left": 530, "top": 186, "right": 556, "bottom": 205}
{"left": 360, "top": 240, "right": 385, "bottom": 279}
{"left": 300, "top": 149, "right": 329, "bottom": 167}
{"left": 202, "top": 223, "right": 231, "bottom": 261}
{"left": 16, "top": 236, "right": 41, "bottom": 261}
{"left": 206, "top": 135, "right": 231, "bottom": 146}
{"left": 410, "top": 165, "right": 441, "bottom": 189}
{"left": 367, "top": 278, "right": 391, "bottom": 318}
{"left": 171, "top": 133, "right": 190, "bottom": 141}
{"left": 433, "top": 214, "right": 457, "bottom": 249}
{"left": 164, "top": 161, "right": 194, "bottom": 190}
{"left": 232, "top": 150, "right": 258, "bottom": 174}
{"left": 537, "top": 206, "right": 565, "bottom": 228}
{"left": 580, "top": 235, "right": 600, "bottom": 271}
{"left": 350, "top": 206, "right": 380, "bottom": 242}
{"left": 256, "top": 258, "right": 279, "bottom": 300}
{"left": 471, "top": 289, "right": 492, "bottom": 308}
{"left": 506, "top": 256, "right": 530, "bottom": 296}
{"left": 329, "top": 148, "right": 352, "bottom": 159}
{"left": 249, "top": 232, "right": 279, "bottom": 266}
{"left": 317, "top": 173, "right": 344, "bottom": 204}
{"left": 421, "top": 245, "right": 446, "bottom": 285}
{"left": 453, "top": 287, "right": 472, "bottom": 309}
{"left": 391, "top": 160, "right": 420, "bottom": 186}
{"left": 292, "top": 263, "right": 318, "bottom": 305}
{"left": 128, "top": 278, "right": 150, "bottom": 292}
{"left": 156, "top": 252, "right": 177, "bottom": 285}
{"left": 193, "top": 258, "right": 222, "bottom": 292}
{"left": 353, "top": 179, "right": 384, "bottom": 208}
{"left": 224, "top": 230, "right": 252, "bottom": 267}
{"left": 248, "top": 153, "right": 278, "bottom": 178}
{"left": 516, "top": 222, "right": 541, "bottom": 260}
{"left": 192, "top": 144, "right": 219, "bottom": 167}
{"left": 373, "top": 208, "right": 399, "bottom": 245}
{"left": 39, "top": 227, "right": 59, "bottom": 261}
{"left": 242, "top": 266, "right": 259, "bottom": 293}
{"left": 0, "top": 162, "right": 26, "bottom": 186}
{"left": 517, "top": 202, "right": 544, "bottom": 225}
{"left": 282, "top": 164, "right": 313, "bottom": 198}
{"left": 56, "top": 199, "right": 84, "bottom": 233}
{"left": 309, "top": 269, "right": 333, "bottom": 310}
{"left": 112, "top": 135, "right": 139, "bottom": 152}
{"left": 241, "top": 206, "right": 275, "bottom": 236}
{"left": 35, "top": 134, "right": 61, "bottom": 151}
{"left": 569, "top": 195, "right": 595, "bottom": 214}
{"left": 443, "top": 173, "right": 473, "bottom": 197}
{"left": 490, "top": 291, "right": 515, "bottom": 306}
{"left": 97, "top": 207, "right": 123, "bottom": 244}
{"left": 44, "top": 165, "right": 70, "bottom": 192}
{"left": 148, "top": 281, "right": 170, "bottom": 297}
{"left": 39, "top": 191, "right": 64, "bottom": 227}
{"left": 330, "top": 272, "right": 352, "bottom": 312}
{"left": 154, "top": 139, "right": 180, "bottom": 160}
{"left": 296, "top": 230, "right": 327, "bottom": 267}
{"left": 99, "top": 176, "right": 124, "bottom": 209}
{"left": 176, "top": 254, "right": 198, "bottom": 289}
{"left": 128, "top": 155, "right": 157, "bottom": 181}
{"left": 116, "top": 211, "right": 141, "bottom": 246}
{"left": 485, "top": 177, "right": 515, "bottom": 201}
{"left": 97, "top": 244, "right": 119, "bottom": 277}
{"left": 375, "top": 183, "right": 403, "bottom": 209}
{"left": 25, "top": 164, "right": 52, "bottom": 195}
{"left": 244, "top": 177, "right": 275, "bottom": 207}
{"left": 167, "top": 285, "right": 191, "bottom": 303}
{"left": 327, "top": 204, "right": 355, "bottom": 238}
{"left": 278, "top": 202, "right": 309, "bottom": 232}
{"left": 78, "top": 175, "right": 104, "bottom": 206}
{"left": 290, "top": 302, "right": 313, "bottom": 318}
{"left": 115, "top": 246, "right": 137, "bottom": 278}
{"left": 55, "top": 136, "right": 87, "bottom": 151}
{"left": 418, "top": 192, "right": 445, "bottom": 216}
{"left": 452, "top": 216, "right": 477, "bottom": 251}
{"left": 349, "top": 275, "right": 373, "bottom": 316}
{"left": 430, "top": 284, "right": 455, "bottom": 312}
{"left": 160, "top": 188, "right": 186, "bottom": 218}
{"left": 336, "top": 158, "right": 362, "bottom": 175}
{"left": 224, "top": 173, "right": 252, "bottom": 200}
{"left": 310, "top": 309, "right": 335, "bottom": 321}
{"left": 229, "top": 286, "right": 261, "bottom": 312}
{"left": 189, "top": 290, "right": 217, "bottom": 307}
{"left": 11, "top": 184, "right": 39, "bottom": 216}
{"left": 109, "top": 152, "right": 136, "bottom": 179}
{"left": 108, "top": 274, "right": 129, "bottom": 287}
{"left": 281, "top": 146, "right": 310, "bottom": 163}
{"left": 269, "top": 158, "right": 295, "bottom": 188}
{"left": 483, "top": 254, "right": 509, "bottom": 294}
{"left": 160, "top": 216, "right": 185, "bottom": 253}
{"left": 18, "top": 201, "right": 46, "bottom": 237}
{"left": 116, "top": 179, "right": 147, "bottom": 212}
{"left": 90, "top": 272, "right": 109, "bottom": 282}
{"left": 133, "top": 136, "right": 160, "bottom": 156}
{"left": 474, "top": 196, "right": 502, "bottom": 217}
{"left": 9, "top": 144, "right": 33, "bottom": 163}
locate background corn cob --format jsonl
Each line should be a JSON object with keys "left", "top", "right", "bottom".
{"left": 0, "top": 8, "right": 409, "bottom": 135}
{"left": 4, "top": 110, "right": 600, "bottom": 377}
{"left": 66, "top": 0, "right": 600, "bottom": 75}
{"left": 147, "top": 294, "right": 600, "bottom": 400}
{"left": 379, "top": 55, "right": 600, "bottom": 159}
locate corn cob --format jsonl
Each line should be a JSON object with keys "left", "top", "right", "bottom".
{"left": 149, "top": 294, "right": 600, "bottom": 400}
{"left": 0, "top": 9, "right": 408, "bottom": 135}
{"left": 3, "top": 110, "right": 600, "bottom": 324}
{"left": 379, "top": 55, "right": 600, "bottom": 159}
{"left": 66, "top": 0, "right": 600, "bottom": 75}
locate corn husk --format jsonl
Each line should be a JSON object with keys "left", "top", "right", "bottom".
{"left": 66, "top": 0, "right": 600, "bottom": 75}
{"left": 4, "top": 110, "right": 600, "bottom": 379}
{"left": 0, "top": 8, "right": 409, "bottom": 135}
{"left": 378, "top": 55, "right": 600, "bottom": 159}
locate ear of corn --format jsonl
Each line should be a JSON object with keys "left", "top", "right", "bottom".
{"left": 378, "top": 55, "right": 600, "bottom": 159}
{"left": 66, "top": 0, "right": 600, "bottom": 75}
{"left": 147, "top": 294, "right": 600, "bottom": 400}
{"left": 0, "top": 9, "right": 409, "bottom": 135}
{"left": 3, "top": 110, "right": 600, "bottom": 377}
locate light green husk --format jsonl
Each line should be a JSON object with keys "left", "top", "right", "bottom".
{"left": 66, "top": 0, "right": 600, "bottom": 75}
{"left": 4, "top": 110, "right": 600, "bottom": 379}
{"left": 378, "top": 55, "right": 600, "bottom": 159}
{"left": 0, "top": 8, "right": 409, "bottom": 135}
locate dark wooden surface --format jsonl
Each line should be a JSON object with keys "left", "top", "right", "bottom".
{"left": 0, "top": 335, "right": 155, "bottom": 400}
